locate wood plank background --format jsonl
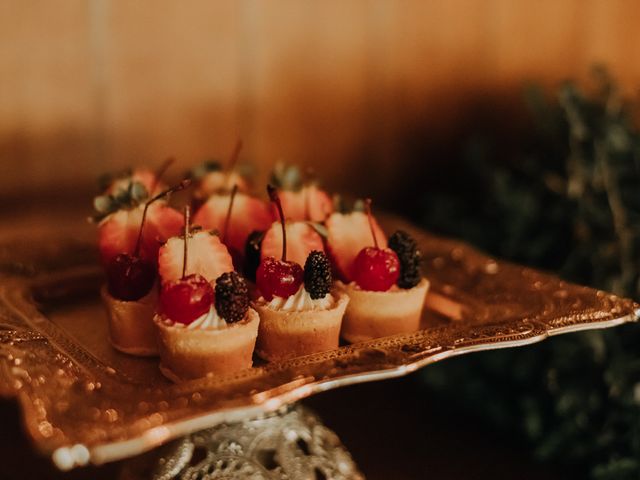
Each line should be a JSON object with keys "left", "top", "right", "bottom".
{"left": 1, "top": 0, "right": 640, "bottom": 204}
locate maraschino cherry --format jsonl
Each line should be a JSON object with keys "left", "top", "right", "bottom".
{"left": 352, "top": 199, "right": 400, "bottom": 291}
{"left": 159, "top": 206, "right": 215, "bottom": 325}
{"left": 256, "top": 185, "right": 303, "bottom": 301}
{"left": 106, "top": 179, "right": 190, "bottom": 301}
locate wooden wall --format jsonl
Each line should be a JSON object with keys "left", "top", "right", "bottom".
{"left": 2, "top": 0, "right": 640, "bottom": 204}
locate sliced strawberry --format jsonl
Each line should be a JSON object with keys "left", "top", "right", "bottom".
{"left": 132, "top": 168, "right": 161, "bottom": 193}
{"left": 106, "top": 168, "right": 164, "bottom": 197}
{"left": 325, "top": 211, "right": 387, "bottom": 282}
{"left": 261, "top": 221, "right": 324, "bottom": 267}
{"left": 195, "top": 171, "right": 250, "bottom": 199}
{"left": 306, "top": 185, "right": 333, "bottom": 221}
{"left": 98, "top": 203, "right": 183, "bottom": 266}
{"left": 158, "top": 231, "right": 233, "bottom": 284}
{"left": 192, "top": 193, "right": 272, "bottom": 258}
{"left": 272, "top": 185, "right": 333, "bottom": 222}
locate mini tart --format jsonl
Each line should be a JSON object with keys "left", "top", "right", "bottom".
{"left": 154, "top": 308, "right": 260, "bottom": 381}
{"left": 253, "top": 292, "right": 349, "bottom": 362}
{"left": 338, "top": 278, "right": 430, "bottom": 343}
{"left": 101, "top": 285, "right": 159, "bottom": 356}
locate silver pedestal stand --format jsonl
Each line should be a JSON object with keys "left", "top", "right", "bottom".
{"left": 121, "top": 404, "right": 364, "bottom": 480}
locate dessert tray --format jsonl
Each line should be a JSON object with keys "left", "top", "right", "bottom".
{"left": 0, "top": 215, "right": 637, "bottom": 470}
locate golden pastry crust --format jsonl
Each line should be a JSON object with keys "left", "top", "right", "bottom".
{"left": 253, "top": 292, "right": 349, "bottom": 362}
{"left": 155, "top": 308, "right": 259, "bottom": 381}
{"left": 338, "top": 278, "right": 429, "bottom": 343}
{"left": 101, "top": 285, "right": 159, "bottom": 356}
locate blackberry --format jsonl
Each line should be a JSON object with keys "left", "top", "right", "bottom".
{"left": 303, "top": 251, "right": 332, "bottom": 299}
{"left": 214, "top": 271, "right": 249, "bottom": 323}
{"left": 243, "top": 230, "right": 265, "bottom": 282}
{"left": 388, "top": 230, "right": 422, "bottom": 289}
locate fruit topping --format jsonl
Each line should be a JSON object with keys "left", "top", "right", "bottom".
{"left": 303, "top": 251, "right": 332, "bottom": 299}
{"left": 260, "top": 221, "right": 324, "bottom": 267}
{"left": 220, "top": 184, "right": 243, "bottom": 267}
{"left": 148, "top": 156, "right": 175, "bottom": 193}
{"left": 352, "top": 200, "right": 400, "bottom": 291}
{"left": 221, "top": 184, "right": 239, "bottom": 243}
{"left": 388, "top": 230, "right": 422, "bottom": 289}
{"left": 107, "top": 254, "right": 156, "bottom": 302}
{"left": 269, "top": 164, "right": 333, "bottom": 222}
{"left": 100, "top": 157, "right": 174, "bottom": 199}
{"left": 158, "top": 230, "right": 233, "bottom": 285}
{"left": 96, "top": 174, "right": 187, "bottom": 266}
{"left": 273, "top": 186, "right": 333, "bottom": 222}
{"left": 325, "top": 209, "right": 387, "bottom": 282}
{"left": 98, "top": 202, "right": 185, "bottom": 267}
{"left": 104, "top": 180, "right": 190, "bottom": 300}
{"left": 255, "top": 185, "right": 304, "bottom": 301}
{"left": 243, "top": 230, "right": 265, "bottom": 282}
{"left": 256, "top": 257, "right": 304, "bottom": 301}
{"left": 160, "top": 274, "right": 214, "bottom": 325}
{"left": 93, "top": 181, "right": 149, "bottom": 222}
{"left": 191, "top": 140, "right": 250, "bottom": 197}
{"left": 214, "top": 271, "right": 250, "bottom": 323}
{"left": 270, "top": 163, "right": 303, "bottom": 191}
{"left": 159, "top": 206, "right": 214, "bottom": 325}
{"left": 193, "top": 192, "right": 272, "bottom": 262}
{"left": 352, "top": 247, "right": 400, "bottom": 291}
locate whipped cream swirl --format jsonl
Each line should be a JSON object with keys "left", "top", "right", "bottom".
{"left": 160, "top": 306, "right": 228, "bottom": 330}
{"left": 262, "top": 286, "right": 334, "bottom": 312}
{"left": 339, "top": 280, "right": 400, "bottom": 293}
{"left": 186, "top": 306, "right": 227, "bottom": 330}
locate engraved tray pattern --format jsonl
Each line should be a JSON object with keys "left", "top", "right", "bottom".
{"left": 0, "top": 216, "right": 637, "bottom": 470}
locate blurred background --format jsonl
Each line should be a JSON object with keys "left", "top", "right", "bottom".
{"left": 2, "top": 0, "right": 640, "bottom": 207}
{"left": 3, "top": 1, "right": 640, "bottom": 479}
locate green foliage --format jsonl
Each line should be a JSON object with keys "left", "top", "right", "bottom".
{"left": 92, "top": 180, "right": 148, "bottom": 222}
{"left": 270, "top": 162, "right": 304, "bottom": 191}
{"left": 418, "top": 68, "right": 640, "bottom": 479}
{"left": 96, "top": 167, "right": 133, "bottom": 192}
{"left": 189, "top": 159, "right": 223, "bottom": 180}
{"left": 331, "top": 195, "right": 366, "bottom": 214}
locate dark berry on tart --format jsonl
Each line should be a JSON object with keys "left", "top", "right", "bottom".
{"left": 388, "top": 230, "right": 422, "bottom": 289}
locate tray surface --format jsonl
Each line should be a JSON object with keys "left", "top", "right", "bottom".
{"left": 0, "top": 215, "right": 637, "bottom": 469}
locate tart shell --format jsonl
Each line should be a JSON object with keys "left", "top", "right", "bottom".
{"left": 253, "top": 292, "right": 349, "bottom": 362}
{"left": 155, "top": 308, "right": 260, "bottom": 381}
{"left": 101, "top": 285, "right": 159, "bottom": 356}
{"left": 338, "top": 278, "right": 429, "bottom": 343}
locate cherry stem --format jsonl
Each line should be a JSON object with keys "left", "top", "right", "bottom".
{"left": 222, "top": 184, "right": 238, "bottom": 243}
{"left": 227, "top": 139, "right": 243, "bottom": 172}
{"left": 152, "top": 156, "right": 175, "bottom": 192}
{"left": 267, "top": 184, "right": 287, "bottom": 261}
{"left": 304, "top": 186, "right": 310, "bottom": 221}
{"left": 182, "top": 205, "right": 191, "bottom": 279}
{"left": 364, "top": 198, "right": 379, "bottom": 249}
{"left": 304, "top": 166, "right": 316, "bottom": 186}
{"left": 303, "top": 167, "right": 315, "bottom": 221}
{"left": 134, "top": 179, "right": 191, "bottom": 257}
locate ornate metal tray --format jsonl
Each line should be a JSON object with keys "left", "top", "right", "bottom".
{"left": 0, "top": 216, "right": 637, "bottom": 470}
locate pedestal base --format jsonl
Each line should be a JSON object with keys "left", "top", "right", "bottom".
{"left": 121, "top": 404, "right": 363, "bottom": 480}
